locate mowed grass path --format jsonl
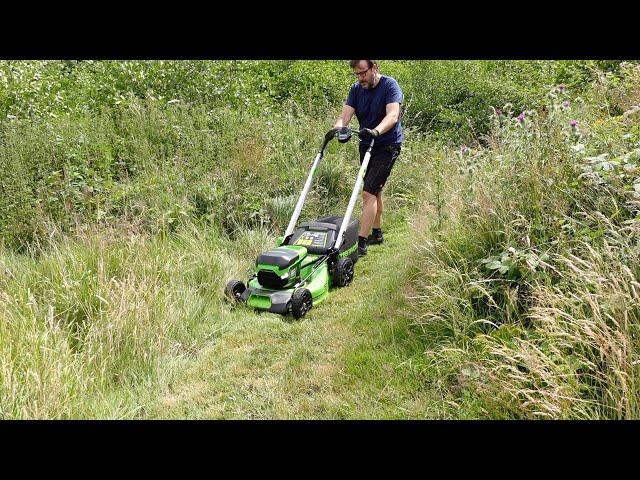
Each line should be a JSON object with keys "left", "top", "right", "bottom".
{"left": 146, "top": 213, "right": 442, "bottom": 419}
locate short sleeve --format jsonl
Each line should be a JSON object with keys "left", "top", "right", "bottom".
{"left": 346, "top": 84, "right": 358, "bottom": 108}
{"left": 385, "top": 79, "right": 403, "bottom": 105}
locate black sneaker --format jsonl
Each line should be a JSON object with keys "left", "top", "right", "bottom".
{"left": 367, "top": 230, "right": 384, "bottom": 245}
{"left": 357, "top": 236, "right": 368, "bottom": 257}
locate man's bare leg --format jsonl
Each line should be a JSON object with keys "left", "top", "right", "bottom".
{"left": 373, "top": 192, "right": 383, "bottom": 229}
{"left": 359, "top": 191, "right": 377, "bottom": 238}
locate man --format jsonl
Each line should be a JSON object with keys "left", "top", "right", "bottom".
{"left": 332, "top": 60, "right": 403, "bottom": 257}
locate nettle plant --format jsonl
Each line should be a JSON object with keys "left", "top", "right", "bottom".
{"left": 469, "top": 245, "right": 555, "bottom": 326}
{"left": 480, "top": 246, "right": 551, "bottom": 281}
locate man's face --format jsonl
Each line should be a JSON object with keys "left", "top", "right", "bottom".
{"left": 353, "top": 61, "right": 375, "bottom": 88}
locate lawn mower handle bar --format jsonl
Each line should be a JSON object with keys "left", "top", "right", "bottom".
{"left": 283, "top": 127, "right": 374, "bottom": 242}
{"left": 321, "top": 126, "right": 375, "bottom": 147}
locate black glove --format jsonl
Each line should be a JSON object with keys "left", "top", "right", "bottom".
{"left": 325, "top": 127, "right": 340, "bottom": 142}
{"left": 359, "top": 128, "right": 379, "bottom": 141}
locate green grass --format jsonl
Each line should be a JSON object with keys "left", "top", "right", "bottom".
{"left": 143, "top": 210, "right": 443, "bottom": 419}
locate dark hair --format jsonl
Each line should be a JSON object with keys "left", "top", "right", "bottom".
{"left": 349, "top": 60, "right": 377, "bottom": 69}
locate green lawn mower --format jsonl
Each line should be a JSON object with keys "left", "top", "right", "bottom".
{"left": 224, "top": 126, "right": 375, "bottom": 319}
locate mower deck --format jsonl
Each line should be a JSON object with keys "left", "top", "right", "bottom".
{"left": 241, "top": 254, "right": 329, "bottom": 314}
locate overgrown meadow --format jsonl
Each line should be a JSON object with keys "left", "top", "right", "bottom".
{"left": 407, "top": 62, "right": 640, "bottom": 418}
{"left": 1, "top": 60, "right": 638, "bottom": 418}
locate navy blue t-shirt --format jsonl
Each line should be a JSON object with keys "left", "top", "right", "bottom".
{"left": 346, "top": 75, "right": 403, "bottom": 146}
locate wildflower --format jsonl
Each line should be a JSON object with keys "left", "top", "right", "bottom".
{"left": 461, "top": 146, "right": 469, "bottom": 155}
{"left": 570, "top": 120, "right": 578, "bottom": 128}
{"left": 517, "top": 111, "right": 525, "bottom": 123}
{"left": 562, "top": 100, "right": 570, "bottom": 108}
{"left": 558, "top": 84, "right": 566, "bottom": 92}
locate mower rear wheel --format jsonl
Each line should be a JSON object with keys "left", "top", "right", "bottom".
{"left": 225, "top": 280, "right": 246, "bottom": 303}
{"left": 332, "top": 257, "right": 354, "bottom": 287}
{"left": 290, "top": 288, "right": 312, "bottom": 319}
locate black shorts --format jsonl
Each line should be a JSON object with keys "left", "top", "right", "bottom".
{"left": 359, "top": 143, "right": 401, "bottom": 196}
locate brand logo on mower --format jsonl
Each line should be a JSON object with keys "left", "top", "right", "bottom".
{"left": 339, "top": 243, "right": 357, "bottom": 257}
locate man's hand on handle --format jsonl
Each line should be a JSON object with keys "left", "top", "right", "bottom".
{"left": 359, "top": 128, "right": 379, "bottom": 141}
{"left": 325, "top": 127, "right": 340, "bottom": 142}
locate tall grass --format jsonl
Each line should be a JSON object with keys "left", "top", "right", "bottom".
{"left": 477, "top": 220, "right": 640, "bottom": 418}
{"left": 0, "top": 220, "right": 278, "bottom": 418}
{"left": 406, "top": 63, "right": 640, "bottom": 418}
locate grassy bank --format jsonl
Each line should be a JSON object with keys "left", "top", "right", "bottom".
{"left": 404, "top": 62, "right": 640, "bottom": 418}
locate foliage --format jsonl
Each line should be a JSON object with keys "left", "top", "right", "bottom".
{"left": 406, "top": 65, "right": 640, "bottom": 418}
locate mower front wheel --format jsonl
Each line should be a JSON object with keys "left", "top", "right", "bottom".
{"left": 225, "top": 280, "right": 246, "bottom": 303}
{"left": 290, "top": 288, "right": 312, "bottom": 319}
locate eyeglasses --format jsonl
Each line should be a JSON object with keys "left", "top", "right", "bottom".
{"left": 353, "top": 67, "right": 371, "bottom": 78}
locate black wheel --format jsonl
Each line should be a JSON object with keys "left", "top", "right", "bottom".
{"left": 225, "top": 280, "right": 246, "bottom": 303}
{"left": 290, "top": 288, "right": 312, "bottom": 319}
{"left": 332, "top": 257, "right": 354, "bottom": 287}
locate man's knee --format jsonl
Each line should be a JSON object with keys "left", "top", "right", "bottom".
{"left": 362, "top": 190, "right": 377, "bottom": 204}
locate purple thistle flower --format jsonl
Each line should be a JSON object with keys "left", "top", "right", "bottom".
{"left": 558, "top": 84, "right": 566, "bottom": 92}
{"left": 563, "top": 100, "right": 570, "bottom": 108}
{"left": 570, "top": 120, "right": 578, "bottom": 128}
{"left": 517, "top": 111, "right": 525, "bottom": 123}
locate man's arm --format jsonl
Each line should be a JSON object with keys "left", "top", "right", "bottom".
{"left": 333, "top": 104, "right": 356, "bottom": 129}
{"left": 372, "top": 102, "right": 400, "bottom": 135}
